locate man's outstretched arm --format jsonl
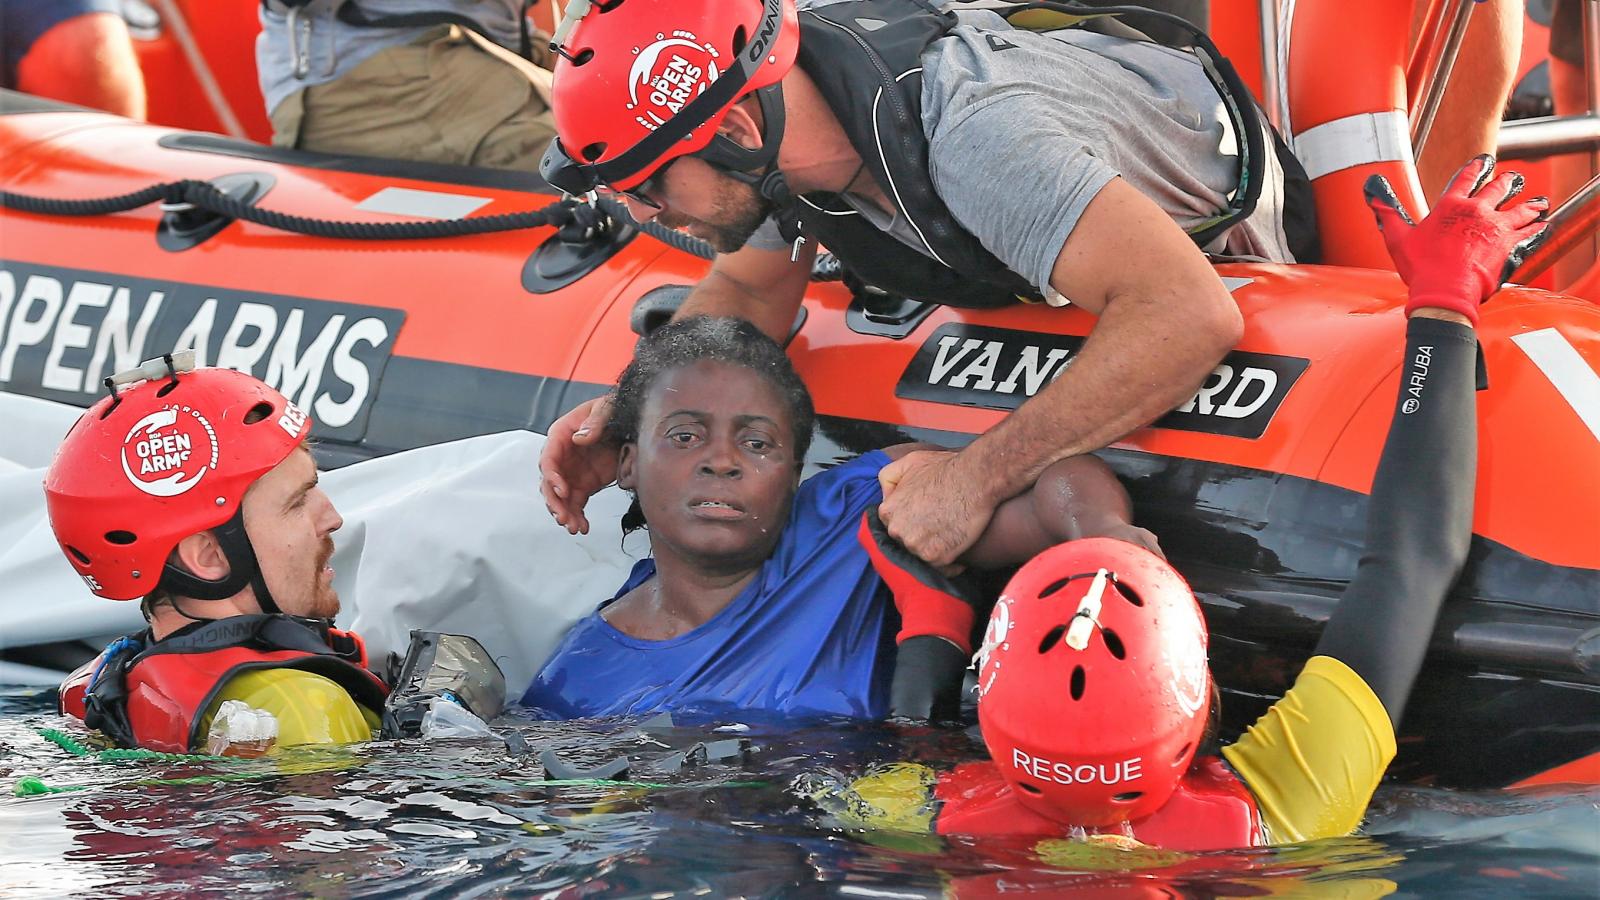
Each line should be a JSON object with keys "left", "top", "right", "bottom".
{"left": 676, "top": 241, "right": 815, "bottom": 341}
{"left": 878, "top": 178, "right": 1242, "bottom": 565}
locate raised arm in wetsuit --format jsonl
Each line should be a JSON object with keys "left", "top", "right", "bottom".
{"left": 1218, "top": 155, "right": 1549, "bottom": 841}
{"left": 808, "top": 155, "right": 1549, "bottom": 850}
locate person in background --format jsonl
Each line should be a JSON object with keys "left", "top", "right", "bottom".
{"left": 1410, "top": 0, "right": 1523, "bottom": 203}
{"left": 1, "top": 0, "right": 147, "bottom": 118}
{"left": 256, "top": 0, "right": 554, "bottom": 168}
{"left": 1545, "top": 0, "right": 1596, "bottom": 289}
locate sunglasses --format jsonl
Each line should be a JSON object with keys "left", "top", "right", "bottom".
{"left": 541, "top": 137, "right": 676, "bottom": 210}
{"left": 602, "top": 162, "right": 673, "bottom": 211}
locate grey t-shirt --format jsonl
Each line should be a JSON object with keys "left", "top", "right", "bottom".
{"left": 257, "top": 1, "right": 526, "bottom": 115}
{"left": 751, "top": 4, "right": 1293, "bottom": 297}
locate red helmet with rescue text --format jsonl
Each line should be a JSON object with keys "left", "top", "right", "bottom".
{"left": 540, "top": 0, "right": 799, "bottom": 197}
{"left": 43, "top": 353, "right": 312, "bottom": 602}
{"left": 975, "top": 538, "right": 1212, "bottom": 827}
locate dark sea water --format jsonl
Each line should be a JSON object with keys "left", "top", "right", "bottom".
{"left": 2, "top": 685, "right": 1596, "bottom": 899}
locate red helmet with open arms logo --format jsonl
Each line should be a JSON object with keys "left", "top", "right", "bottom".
{"left": 975, "top": 538, "right": 1212, "bottom": 827}
{"left": 539, "top": 0, "right": 799, "bottom": 198}
{"left": 44, "top": 353, "right": 312, "bottom": 602}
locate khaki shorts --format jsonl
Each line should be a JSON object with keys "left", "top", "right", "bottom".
{"left": 270, "top": 25, "right": 555, "bottom": 171}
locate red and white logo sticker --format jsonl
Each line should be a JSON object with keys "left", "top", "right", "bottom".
{"left": 1165, "top": 635, "right": 1209, "bottom": 719}
{"left": 973, "top": 596, "right": 1013, "bottom": 700}
{"left": 627, "top": 31, "right": 721, "bottom": 133}
{"left": 120, "top": 406, "right": 219, "bottom": 497}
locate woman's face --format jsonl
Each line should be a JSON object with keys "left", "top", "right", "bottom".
{"left": 618, "top": 360, "right": 801, "bottom": 574}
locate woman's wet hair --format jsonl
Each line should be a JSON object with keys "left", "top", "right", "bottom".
{"left": 607, "top": 317, "right": 816, "bottom": 534}
{"left": 607, "top": 316, "right": 816, "bottom": 459}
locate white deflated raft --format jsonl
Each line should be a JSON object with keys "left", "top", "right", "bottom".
{"left": 0, "top": 391, "right": 639, "bottom": 694}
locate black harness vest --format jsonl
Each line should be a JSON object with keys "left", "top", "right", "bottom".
{"left": 779, "top": 0, "right": 1300, "bottom": 308}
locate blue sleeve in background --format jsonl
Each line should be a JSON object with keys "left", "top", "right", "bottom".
{"left": 2, "top": 0, "right": 123, "bottom": 88}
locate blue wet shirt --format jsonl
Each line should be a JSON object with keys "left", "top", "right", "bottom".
{"left": 521, "top": 450, "right": 895, "bottom": 722}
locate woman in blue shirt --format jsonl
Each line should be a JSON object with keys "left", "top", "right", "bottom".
{"left": 522, "top": 316, "right": 1156, "bottom": 721}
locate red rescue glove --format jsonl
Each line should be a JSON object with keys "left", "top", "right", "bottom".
{"left": 858, "top": 508, "right": 976, "bottom": 654}
{"left": 1364, "top": 154, "right": 1550, "bottom": 325}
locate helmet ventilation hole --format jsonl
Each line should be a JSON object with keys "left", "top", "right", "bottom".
{"left": 1038, "top": 624, "right": 1066, "bottom": 654}
{"left": 580, "top": 142, "right": 607, "bottom": 162}
{"left": 1018, "top": 782, "right": 1043, "bottom": 796}
{"left": 105, "top": 530, "right": 137, "bottom": 546}
{"left": 155, "top": 380, "right": 180, "bottom": 397}
{"left": 1112, "top": 791, "right": 1143, "bottom": 803}
{"left": 1102, "top": 629, "right": 1126, "bottom": 660}
{"left": 1113, "top": 579, "right": 1143, "bottom": 607}
{"left": 1174, "top": 743, "right": 1193, "bottom": 764}
{"left": 1038, "top": 576, "right": 1073, "bottom": 599}
{"left": 732, "top": 25, "right": 748, "bottom": 54}
{"left": 571, "top": 47, "right": 595, "bottom": 66}
{"left": 243, "top": 401, "right": 274, "bottom": 425}
{"left": 67, "top": 546, "right": 91, "bottom": 565}
{"left": 595, "top": 0, "right": 624, "bottom": 12}
{"left": 1069, "top": 665, "right": 1085, "bottom": 700}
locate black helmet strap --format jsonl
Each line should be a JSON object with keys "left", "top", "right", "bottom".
{"left": 157, "top": 505, "right": 282, "bottom": 616}
{"left": 694, "top": 82, "right": 788, "bottom": 183}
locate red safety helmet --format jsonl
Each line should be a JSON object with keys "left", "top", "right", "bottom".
{"left": 975, "top": 538, "right": 1212, "bottom": 827}
{"left": 44, "top": 356, "right": 312, "bottom": 602}
{"left": 540, "top": 0, "right": 799, "bottom": 198}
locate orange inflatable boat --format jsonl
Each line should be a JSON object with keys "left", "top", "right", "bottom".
{"left": 0, "top": 0, "right": 1595, "bottom": 789}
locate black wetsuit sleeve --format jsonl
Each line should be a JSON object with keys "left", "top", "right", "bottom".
{"left": 1312, "top": 317, "right": 1478, "bottom": 728}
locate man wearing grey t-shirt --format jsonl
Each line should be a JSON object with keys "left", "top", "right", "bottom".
{"left": 538, "top": 0, "right": 1313, "bottom": 567}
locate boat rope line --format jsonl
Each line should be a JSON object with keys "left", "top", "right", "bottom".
{"left": 590, "top": 194, "right": 714, "bottom": 262}
{"left": 0, "top": 180, "right": 851, "bottom": 280}
{"left": 0, "top": 179, "right": 596, "bottom": 241}
{"left": 14, "top": 773, "right": 269, "bottom": 796}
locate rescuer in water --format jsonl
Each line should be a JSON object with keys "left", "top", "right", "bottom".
{"left": 799, "top": 155, "right": 1550, "bottom": 850}
{"left": 47, "top": 358, "right": 388, "bottom": 753}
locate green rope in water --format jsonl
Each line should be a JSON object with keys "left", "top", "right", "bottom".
{"left": 14, "top": 772, "right": 267, "bottom": 797}
{"left": 34, "top": 728, "right": 93, "bottom": 757}
{"left": 35, "top": 727, "right": 211, "bottom": 763}
{"left": 13, "top": 728, "right": 262, "bottom": 796}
